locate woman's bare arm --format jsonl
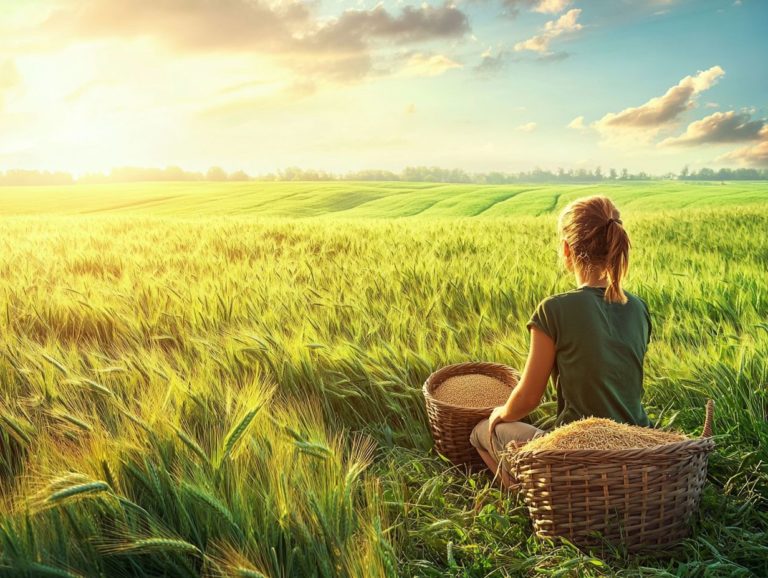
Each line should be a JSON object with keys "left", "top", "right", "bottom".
{"left": 488, "top": 326, "right": 555, "bottom": 440}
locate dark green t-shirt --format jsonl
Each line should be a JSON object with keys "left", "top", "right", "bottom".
{"left": 527, "top": 286, "right": 652, "bottom": 427}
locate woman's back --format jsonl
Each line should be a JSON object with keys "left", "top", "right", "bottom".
{"left": 528, "top": 285, "right": 652, "bottom": 427}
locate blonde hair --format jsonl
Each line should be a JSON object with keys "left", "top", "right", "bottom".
{"left": 558, "top": 196, "right": 630, "bottom": 304}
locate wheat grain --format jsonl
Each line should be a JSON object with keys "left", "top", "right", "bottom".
{"left": 221, "top": 403, "right": 265, "bottom": 462}
{"left": 46, "top": 481, "right": 111, "bottom": 504}
{"left": 235, "top": 568, "right": 268, "bottom": 578}
{"left": 182, "top": 481, "right": 237, "bottom": 527}
{"left": 432, "top": 374, "right": 511, "bottom": 408}
{"left": 122, "top": 538, "right": 201, "bottom": 556}
{"left": 520, "top": 417, "right": 688, "bottom": 451}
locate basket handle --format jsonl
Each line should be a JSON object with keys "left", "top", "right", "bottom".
{"left": 702, "top": 399, "right": 714, "bottom": 438}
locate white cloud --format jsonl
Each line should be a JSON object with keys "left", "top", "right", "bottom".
{"left": 474, "top": 47, "right": 506, "bottom": 75}
{"left": 533, "top": 0, "right": 572, "bottom": 14}
{"left": 567, "top": 115, "right": 585, "bottom": 130}
{"left": 517, "top": 121, "right": 537, "bottom": 132}
{"left": 660, "top": 111, "right": 765, "bottom": 147}
{"left": 514, "top": 8, "right": 582, "bottom": 54}
{"left": 42, "top": 0, "right": 471, "bottom": 83}
{"left": 719, "top": 127, "right": 768, "bottom": 167}
{"left": 399, "top": 53, "right": 462, "bottom": 77}
{"left": 594, "top": 66, "right": 724, "bottom": 138}
{"left": 502, "top": 0, "right": 572, "bottom": 17}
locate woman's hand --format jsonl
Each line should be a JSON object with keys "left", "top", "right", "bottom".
{"left": 488, "top": 405, "right": 511, "bottom": 449}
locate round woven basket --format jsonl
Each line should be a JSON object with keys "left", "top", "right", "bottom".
{"left": 506, "top": 400, "right": 715, "bottom": 551}
{"left": 423, "top": 362, "right": 519, "bottom": 469}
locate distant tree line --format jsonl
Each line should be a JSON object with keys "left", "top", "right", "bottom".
{"left": 77, "top": 166, "right": 252, "bottom": 183}
{"left": 1, "top": 165, "right": 767, "bottom": 186}
{"left": 0, "top": 166, "right": 251, "bottom": 186}
{"left": 678, "top": 166, "right": 768, "bottom": 181}
{"left": 0, "top": 169, "right": 75, "bottom": 186}
{"left": 277, "top": 166, "right": 654, "bottom": 183}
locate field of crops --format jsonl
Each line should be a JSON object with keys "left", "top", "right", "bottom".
{"left": 2, "top": 180, "right": 768, "bottom": 217}
{"left": 0, "top": 182, "right": 767, "bottom": 577}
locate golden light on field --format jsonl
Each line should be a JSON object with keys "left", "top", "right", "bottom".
{"left": 0, "top": 3, "right": 766, "bottom": 576}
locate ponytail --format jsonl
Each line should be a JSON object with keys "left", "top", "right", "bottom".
{"left": 604, "top": 219, "right": 630, "bottom": 304}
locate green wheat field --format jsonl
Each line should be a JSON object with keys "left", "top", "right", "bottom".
{"left": 0, "top": 181, "right": 766, "bottom": 577}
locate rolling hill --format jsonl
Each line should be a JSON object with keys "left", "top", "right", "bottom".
{"left": 1, "top": 180, "right": 766, "bottom": 217}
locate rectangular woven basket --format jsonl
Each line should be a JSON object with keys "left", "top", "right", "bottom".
{"left": 506, "top": 400, "right": 715, "bottom": 551}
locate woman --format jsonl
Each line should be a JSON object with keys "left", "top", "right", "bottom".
{"left": 469, "top": 196, "right": 652, "bottom": 486}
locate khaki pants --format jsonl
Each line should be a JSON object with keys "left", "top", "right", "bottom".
{"left": 469, "top": 419, "right": 544, "bottom": 470}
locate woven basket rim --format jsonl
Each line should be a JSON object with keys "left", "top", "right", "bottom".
{"left": 422, "top": 361, "right": 519, "bottom": 412}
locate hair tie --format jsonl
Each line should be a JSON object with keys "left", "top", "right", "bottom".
{"left": 606, "top": 217, "right": 622, "bottom": 226}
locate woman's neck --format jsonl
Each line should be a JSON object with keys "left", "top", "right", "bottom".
{"left": 575, "top": 269, "right": 608, "bottom": 289}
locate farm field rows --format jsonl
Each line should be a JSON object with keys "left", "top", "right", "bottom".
{"left": 2, "top": 180, "right": 768, "bottom": 217}
{"left": 0, "top": 183, "right": 766, "bottom": 576}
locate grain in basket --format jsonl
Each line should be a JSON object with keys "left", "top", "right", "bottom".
{"left": 518, "top": 417, "right": 688, "bottom": 452}
{"left": 431, "top": 373, "right": 511, "bottom": 408}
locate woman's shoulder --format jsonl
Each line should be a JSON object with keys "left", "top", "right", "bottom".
{"left": 624, "top": 290, "right": 651, "bottom": 312}
{"left": 531, "top": 289, "right": 587, "bottom": 318}
{"left": 538, "top": 287, "right": 597, "bottom": 306}
{"left": 543, "top": 287, "right": 587, "bottom": 301}
{"left": 533, "top": 290, "right": 571, "bottom": 308}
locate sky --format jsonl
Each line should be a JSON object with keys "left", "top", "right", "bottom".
{"left": 0, "top": 0, "right": 766, "bottom": 175}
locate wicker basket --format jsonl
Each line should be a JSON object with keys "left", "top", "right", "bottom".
{"left": 423, "top": 362, "right": 519, "bottom": 469}
{"left": 506, "top": 400, "right": 715, "bottom": 551}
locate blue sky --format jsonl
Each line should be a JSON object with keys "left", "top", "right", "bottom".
{"left": 0, "top": 0, "right": 765, "bottom": 174}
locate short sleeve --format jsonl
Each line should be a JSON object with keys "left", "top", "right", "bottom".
{"left": 527, "top": 298, "right": 557, "bottom": 343}
{"left": 640, "top": 298, "right": 652, "bottom": 345}
{"left": 637, "top": 297, "right": 653, "bottom": 345}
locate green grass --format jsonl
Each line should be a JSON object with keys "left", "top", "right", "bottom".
{"left": 0, "top": 183, "right": 766, "bottom": 576}
{"left": 0, "top": 180, "right": 766, "bottom": 217}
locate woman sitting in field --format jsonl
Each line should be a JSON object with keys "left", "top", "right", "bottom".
{"left": 470, "top": 196, "right": 652, "bottom": 486}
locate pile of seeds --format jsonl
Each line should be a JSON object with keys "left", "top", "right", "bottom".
{"left": 519, "top": 417, "right": 688, "bottom": 452}
{"left": 431, "top": 373, "right": 512, "bottom": 408}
